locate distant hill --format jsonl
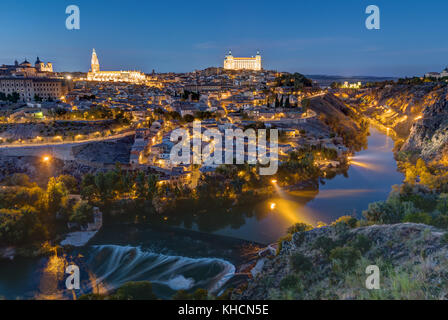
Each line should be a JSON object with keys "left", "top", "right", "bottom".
{"left": 307, "top": 75, "right": 397, "bottom": 88}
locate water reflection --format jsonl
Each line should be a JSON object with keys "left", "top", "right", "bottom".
{"left": 211, "top": 127, "right": 404, "bottom": 244}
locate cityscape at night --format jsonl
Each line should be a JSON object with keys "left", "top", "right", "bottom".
{"left": 1, "top": 0, "right": 448, "bottom": 311}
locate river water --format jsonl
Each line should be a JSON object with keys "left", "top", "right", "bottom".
{"left": 212, "top": 126, "right": 405, "bottom": 243}
{"left": 0, "top": 127, "right": 404, "bottom": 300}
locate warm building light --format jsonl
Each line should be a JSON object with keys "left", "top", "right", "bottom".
{"left": 270, "top": 202, "right": 277, "bottom": 210}
{"left": 271, "top": 179, "right": 277, "bottom": 184}
{"left": 42, "top": 155, "right": 51, "bottom": 163}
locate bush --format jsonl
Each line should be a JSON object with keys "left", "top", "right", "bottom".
{"left": 192, "top": 289, "right": 208, "bottom": 300}
{"left": 276, "top": 234, "right": 292, "bottom": 255}
{"left": 114, "top": 281, "right": 157, "bottom": 300}
{"left": 352, "top": 234, "right": 372, "bottom": 254}
{"left": 433, "top": 215, "right": 448, "bottom": 229}
{"left": 289, "top": 252, "right": 313, "bottom": 274}
{"left": 286, "top": 222, "right": 313, "bottom": 235}
{"left": 403, "top": 212, "right": 432, "bottom": 225}
{"left": 363, "top": 201, "right": 403, "bottom": 224}
{"left": 70, "top": 201, "right": 94, "bottom": 225}
{"left": 172, "top": 290, "right": 192, "bottom": 300}
{"left": 441, "top": 233, "right": 448, "bottom": 245}
{"left": 279, "top": 274, "right": 300, "bottom": 290}
{"left": 332, "top": 215, "right": 357, "bottom": 228}
{"left": 5, "top": 173, "right": 36, "bottom": 188}
{"left": 172, "top": 288, "right": 208, "bottom": 300}
{"left": 312, "top": 236, "right": 338, "bottom": 256}
{"left": 329, "top": 246, "right": 361, "bottom": 272}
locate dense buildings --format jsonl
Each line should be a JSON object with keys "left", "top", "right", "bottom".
{"left": 87, "top": 49, "right": 146, "bottom": 83}
{"left": 425, "top": 67, "right": 448, "bottom": 79}
{"left": 224, "top": 51, "right": 262, "bottom": 71}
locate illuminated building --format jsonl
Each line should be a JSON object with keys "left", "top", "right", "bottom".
{"left": 87, "top": 49, "right": 146, "bottom": 83}
{"left": 341, "top": 81, "right": 362, "bottom": 89}
{"left": 0, "top": 77, "right": 68, "bottom": 102}
{"left": 224, "top": 51, "right": 262, "bottom": 71}
{"left": 0, "top": 57, "right": 53, "bottom": 77}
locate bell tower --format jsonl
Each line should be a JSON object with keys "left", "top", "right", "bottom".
{"left": 91, "top": 48, "right": 100, "bottom": 73}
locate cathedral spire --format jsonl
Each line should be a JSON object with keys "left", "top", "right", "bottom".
{"left": 91, "top": 48, "right": 100, "bottom": 73}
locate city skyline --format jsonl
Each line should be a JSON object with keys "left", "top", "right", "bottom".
{"left": 1, "top": 1, "right": 448, "bottom": 76}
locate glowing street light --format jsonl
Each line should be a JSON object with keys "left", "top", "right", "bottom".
{"left": 42, "top": 155, "right": 51, "bottom": 163}
{"left": 271, "top": 179, "right": 277, "bottom": 184}
{"left": 270, "top": 202, "right": 277, "bottom": 210}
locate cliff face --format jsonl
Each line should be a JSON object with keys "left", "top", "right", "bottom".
{"left": 308, "top": 93, "right": 368, "bottom": 150}
{"left": 401, "top": 89, "right": 448, "bottom": 163}
{"left": 235, "top": 223, "right": 448, "bottom": 300}
{"left": 346, "top": 83, "right": 448, "bottom": 163}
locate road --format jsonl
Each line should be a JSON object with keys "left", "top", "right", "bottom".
{"left": 0, "top": 130, "right": 135, "bottom": 149}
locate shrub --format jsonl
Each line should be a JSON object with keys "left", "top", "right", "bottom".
{"left": 276, "top": 234, "right": 292, "bottom": 255}
{"left": 172, "top": 290, "right": 192, "bottom": 300}
{"left": 441, "top": 233, "right": 448, "bottom": 245}
{"left": 286, "top": 222, "right": 313, "bottom": 235}
{"left": 332, "top": 215, "right": 357, "bottom": 228}
{"left": 329, "top": 246, "right": 361, "bottom": 272}
{"left": 289, "top": 252, "right": 313, "bottom": 274}
{"left": 192, "top": 289, "right": 208, "bottom": 300}
{"left": 362, "top": 201, "right": 403, "bottom": 224}
{"left": 70, "top": 201, "right": 94, "bottom": 225}
{"left": 432, "top": 214, "right": 448, "bottom": 229}
{"left": 279, "top": 274, "right": 300, "bottom": 290}
{"left": 403, "top": 212, "right": 432, "bottom": 225}
{"left": 352, "top": 234, "right": 372, "bottom": 254}
{"left": 172, "top": 288, "right": 208, "bottom": 300}
{"left": 312, "top": 236, "right": 338, "bottom": 256}
{"left": 114, "top": 281, "right": 157, "bottom": 300}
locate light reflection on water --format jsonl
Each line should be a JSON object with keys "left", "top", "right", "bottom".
{"left": 213, "top": 127, "right": 404, "bottom": 244}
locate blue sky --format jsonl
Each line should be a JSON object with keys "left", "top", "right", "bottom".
{"left": 0, "top": 0, "right": 447, "bottom": 76}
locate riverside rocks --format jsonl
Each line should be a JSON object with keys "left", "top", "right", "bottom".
{"left": 235, "top": 223, "right": 448, "bottom": 300}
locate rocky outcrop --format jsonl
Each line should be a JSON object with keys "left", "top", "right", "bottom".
{"left": 344, "top": 83, "right": 448, "bottom": 163}
{"left": 401, "top": 90, "right": 448, "bottom": 163}
{"left": 235, "top": 223, "right": 448, "bottom": 300}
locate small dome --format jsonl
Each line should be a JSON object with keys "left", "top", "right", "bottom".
{"left": 35, "top": 57, "right": 41, "bottom": 64}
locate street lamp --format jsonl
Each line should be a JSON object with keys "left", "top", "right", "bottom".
{"left": 42, "top": 155, "right": 51, "bottom": 163}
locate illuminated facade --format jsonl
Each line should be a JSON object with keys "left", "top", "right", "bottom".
{"left": 224, "top": 51, "right": 262, "bottom": 71}
{"left": 87, "top": 49, "right": 146, "bottom": 83}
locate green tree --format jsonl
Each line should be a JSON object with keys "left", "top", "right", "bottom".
{"left": 45, "top": 177, "right": 68, "bottom": 217}
{"left": 70, "top": 201, "right": 94, "bottom": 225}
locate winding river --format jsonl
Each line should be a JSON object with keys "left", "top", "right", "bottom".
{"left": 0, "top": 126, "right": 404, "bottom": 300}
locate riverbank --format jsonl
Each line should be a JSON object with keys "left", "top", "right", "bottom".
{"left": 234, "top": 222, "right": 448, "bottom": 300}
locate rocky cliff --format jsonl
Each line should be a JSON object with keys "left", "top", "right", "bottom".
{"left": 344, "top": 83, "right": 448, "bottom": 164}
{"left": 235, "top": 223, "right": 448, "bottom": 300}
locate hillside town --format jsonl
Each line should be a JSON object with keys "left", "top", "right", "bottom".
{"left": 0, "top": 49, "right": 351, "bottom": 188}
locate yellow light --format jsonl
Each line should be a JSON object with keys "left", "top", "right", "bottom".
{"left": 271, "top": 179, "right": 277, "bottom": 184}
{"left": 270, "top": 202, "right": 277, "bottom": 210}
{"left": 42, "top": 155, "right": 51, "bottom": 163}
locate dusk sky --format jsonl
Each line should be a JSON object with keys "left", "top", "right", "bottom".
{"left": 1, "top": 0, "right": 447, "bottom": 76}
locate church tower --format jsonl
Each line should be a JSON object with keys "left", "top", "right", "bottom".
{"left": 91, "top": 48, "right": 100, "bottom": 73}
